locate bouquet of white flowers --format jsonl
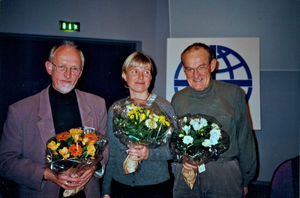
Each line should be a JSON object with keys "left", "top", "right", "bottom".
{"left": 170, "top": 114, "right": 229, "bottom": 189}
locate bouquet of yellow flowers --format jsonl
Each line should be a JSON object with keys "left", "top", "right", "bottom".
{"left": 113, "top": 98, "right": 173, "bottom": 174}
{"left": 170, "top": 114, "right": 229, "bottom": 189}
{"left": 46, "top": 127, "right": 108, "bottom": 197}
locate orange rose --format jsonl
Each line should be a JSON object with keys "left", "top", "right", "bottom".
{"left": 69, "top": 144, "right": 83, "bottom": 157}
{"left": 56, "top": 132, "right": 71, "bottom": 141}
{"left": 83, "top": 133, "right": 98, "bottom": 145}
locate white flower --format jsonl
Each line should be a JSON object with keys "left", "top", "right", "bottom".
{"left": 192, "top": 121, "right": 201, "bottom": 131}
{"left": 190, "top": 118, "right": 208, "bottom": 131}
{"left": 199, "top": 118, "right": 208, "bottom": 127}
{"left": 211, "top": 123, "right": 220, "bottom": 129}
{"left": 126, "top": 104, "right": 137, "bottom": 114}
{"left": 210, "top": 128, "right": 221, "bottom": 139}
{"left": 209, "top": 128, "right": 221, "bottom": 145}
{"left": 190, "top": 118, "right": 200, "bottom": 130}
{"left": 189, "top": 118, "right": 199, "bottom": 126}
{"left": 145, "top": 119, "right": 157, "bottom": 129}
{"left": 210, "top": 136, "right": 219, "bottom": 145}
{"left": 183, "top": 117, "right": 188, "bottom": 123}
{"left": 126, "top": 105, "right": 137, "bottom": 111}
{"left": 183, "top": 135, "right": 194, "bottom": 145}
{"left": 202, "top": 139, "right": 212, "bottom": 147}
{"left": 182, "top": 125, "right": 191, "bottom": 134}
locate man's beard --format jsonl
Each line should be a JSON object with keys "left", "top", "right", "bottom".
{"left": 55, "top": 83, "right": 75, "bottom": 94}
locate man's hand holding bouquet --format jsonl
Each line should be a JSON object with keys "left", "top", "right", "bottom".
{"left": 170, "top": 114, "right": 229, "bottom": 189}
{"left": 113, "top": 98, "right": 173, "bottom": 174}
{"left": 46, "top": 127, "right": 108, "bottom": 197}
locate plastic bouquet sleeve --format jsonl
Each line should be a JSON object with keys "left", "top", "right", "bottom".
{"left": 112, "top": 98, "right": 173, "bottom": 174}
{"left": 46, "top": 127, "right": 108, "bottom": 197}
{"left": 170, "top": 114, "right": 229, "bottom": 189}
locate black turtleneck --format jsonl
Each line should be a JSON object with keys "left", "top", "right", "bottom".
{"left": 49, "top": 86, "right": 82, "bottom": 134}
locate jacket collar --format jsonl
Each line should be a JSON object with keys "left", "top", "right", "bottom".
{"left": 37, "top": 86, "right": 55, "bottom": 145}
{"left": 75, "top": 89, "right": 94, "bottom": 128}
{"left": 37, "top": 86, "right": 94, "bottom": 145}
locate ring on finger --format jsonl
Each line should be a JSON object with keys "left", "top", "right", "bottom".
{"left": 65, "top": 181, "right": 68, "bottom": 186}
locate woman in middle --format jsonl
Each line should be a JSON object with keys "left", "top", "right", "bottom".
{"left": 102, "top": 52, "right": 175, "bottom": 198}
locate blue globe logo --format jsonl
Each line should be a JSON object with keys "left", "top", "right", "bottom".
{"left": 174, "top": 45, "right": 252, "bottom": 100}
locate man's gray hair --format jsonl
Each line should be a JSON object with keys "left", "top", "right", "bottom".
{"left": 48, "top": 40, "right": 85, "bottom": 68}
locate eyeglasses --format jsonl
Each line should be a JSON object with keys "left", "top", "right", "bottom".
{"left": 49, "top": 61, "right": 82, "bottom": 75}
{"left": 183, "top": 64, "right": 210, "bottom": 75}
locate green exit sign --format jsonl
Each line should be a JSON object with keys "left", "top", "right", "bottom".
{"left": 59, "top": 21, "right": 80, "bottom": 32}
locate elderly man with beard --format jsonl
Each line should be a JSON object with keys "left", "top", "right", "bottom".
{"left": 0, "top": 41, "right": 108, "bottom": 198}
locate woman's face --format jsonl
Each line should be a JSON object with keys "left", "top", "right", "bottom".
{"left": 122, "top": 65, "right": 152, "bottom": 95}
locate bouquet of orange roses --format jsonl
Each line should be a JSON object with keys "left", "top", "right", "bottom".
{"left": 113, "top": 97, "right": 173, "bottom": 174}
{"left": 170, "top": 114, "right": 229, "bottom": 189}
{"left": 46, "top": 127, "right": 108, "bottom": 197}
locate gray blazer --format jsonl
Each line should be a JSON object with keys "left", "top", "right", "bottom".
{"left": 0, "top": 86, "right": 108, "bottom": 198}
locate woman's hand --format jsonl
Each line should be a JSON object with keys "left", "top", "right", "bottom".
{"left": 128, "top": 145, "right": 149, "bottom": 161}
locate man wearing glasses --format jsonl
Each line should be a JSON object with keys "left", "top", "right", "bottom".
{"left": 171, "top": 42, "right": 257, "bottom": 198}
{"left": 0, "top": 41, "right": 108, "bottom": 198}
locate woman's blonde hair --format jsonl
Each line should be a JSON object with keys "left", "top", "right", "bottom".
{"left": 122, "top": 51, "right": 154, "bottom": 74}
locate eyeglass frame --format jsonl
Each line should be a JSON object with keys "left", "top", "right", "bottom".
{"left": 183, "top": 63, "right": 211, "bottom": 75}
{"left": 49, "top": 60, "right": 82, "bottom": 75}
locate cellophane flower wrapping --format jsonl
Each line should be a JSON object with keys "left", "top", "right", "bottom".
{"left": 170, "top": 114, "right": 229, "bottom": 189}
{"left": 112, "top": 98, "right": 173, "bottom": 174}
{"left": 46, "top": 127, "right": 108, "bottom": 197}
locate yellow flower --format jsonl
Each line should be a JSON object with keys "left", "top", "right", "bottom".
{"left": 146, "top": 109, "right": 150, "bottom": 116}
{"left": 139, "top": 113, "right": 146, "bottom": 123}
{"left": 47, "top": 140, "right": 61, "bottom": 151}
{"left": 130, "top": 114, "right": 135, "bottom": 119}
{"left": 145, "top": 119, "right": 157, "bottom": 129}
{"left": 159, "top": 115, "right": 168, "bottom": 125}
{"left": 82, "top": 137, "right": 89, "bottom": 145}
{"left": 87, "top": 144, "right": 96, "bottom": 157}
{"left": 165, "top": 121, "right": 170, "bottom": 127}
{"left": 59, "top": 147, "right": 70, "bottom": 159}
{"left": 128, "top": 110, "right": 135, "bottom": 117}
{"left": 69, "top": 128, "right": 83, "bottom": 142}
